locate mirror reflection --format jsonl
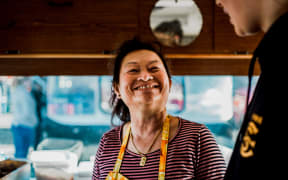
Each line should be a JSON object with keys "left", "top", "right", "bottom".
{"left": 150, "top": 0, "right": 203, "bottom": 47}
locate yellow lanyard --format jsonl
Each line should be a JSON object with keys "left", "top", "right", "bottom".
{"left": 106, "top": 115, "right": 170, "bottom": 180}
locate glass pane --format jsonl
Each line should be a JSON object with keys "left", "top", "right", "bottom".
{"left": 167, "top": 76, "right": 185, "bottom": 113}
{"left": 99, "top": 76, "right": 113, "bottom": 114}
{"left": 47, "top": 76, "right": 97, "bottom": 116}
{"left": 0, "top": 75, "right": 259, "bottom": 177}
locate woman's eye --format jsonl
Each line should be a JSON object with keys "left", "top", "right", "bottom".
{"left": 150, "top": 67, "right": 159, "bottom": 72}
{"left": 128, "top": 69, "right": 138, "bottom": 73}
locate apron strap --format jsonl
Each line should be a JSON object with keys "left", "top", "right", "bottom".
{"left": 158, "top": 115, "right": 170, "bottom": 180}
{"left": 113, "top": 123, "right": 131, "bottom": 173}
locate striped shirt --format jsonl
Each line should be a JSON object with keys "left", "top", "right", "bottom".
{"left": 93, "top": 118, "right": 226, "bottom": 179}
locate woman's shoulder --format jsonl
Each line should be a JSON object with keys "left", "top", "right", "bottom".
{"left": 179, "top": 117, "right": 207, "bottom": 131}
{"left": 101, "top": 125, "right": 122, "bottom": 142}
{"left": 175, "top": 118, "right": 217, "bottom": 145}
{"left": 176, "top": 117, "right": 213, "bottom": 139}
{"left": 97, "top": 125, "right": 123, "bottom": 153}
{"left": 169, "top": 117, "right": 210, "bottom": 147}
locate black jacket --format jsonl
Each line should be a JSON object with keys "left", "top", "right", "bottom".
{"left": 225, "top": 12, "right": 288, "bottom": 180}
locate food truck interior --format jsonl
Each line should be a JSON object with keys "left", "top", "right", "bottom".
{"left": 0, "top": 0, "right": 262, "bottom": 179}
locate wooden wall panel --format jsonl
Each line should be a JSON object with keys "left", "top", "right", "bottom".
{"left": 0, "top": 0, "right": 264, "bottom": 54}
{"left": 0, "top": 0, "right": 264, "bottom": 75}
{"left": 0, "top": 0, "right": 138, "bottom": 53}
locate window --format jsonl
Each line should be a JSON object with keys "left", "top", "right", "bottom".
{"left": 0, "top": 75, "right": 258, "bottom": 177}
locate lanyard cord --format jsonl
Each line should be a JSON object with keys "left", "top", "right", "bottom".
{"left": 130, "top": 126, "right": 162, "bottom": 157}
{"left": 246, "top": 56, "right": 258, "bottom": 109}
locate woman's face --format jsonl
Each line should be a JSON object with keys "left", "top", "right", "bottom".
{"left": 115, "top": 49, "right": 171, "bottom": 112}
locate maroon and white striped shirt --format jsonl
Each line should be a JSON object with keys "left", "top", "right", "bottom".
{"left": 93, "top": 118, "right": 226, "bottom": 179}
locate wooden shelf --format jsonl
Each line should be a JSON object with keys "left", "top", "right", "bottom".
{"left": 0, "top": 54, "right": 260, "bottom": 75}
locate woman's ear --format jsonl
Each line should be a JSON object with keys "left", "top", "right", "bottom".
{"left": 113, "top": 82, "right": 121, "bottom": 99}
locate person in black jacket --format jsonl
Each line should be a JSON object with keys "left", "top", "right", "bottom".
{"left": 215, "top": 0, "right": 288, "bottom": 179}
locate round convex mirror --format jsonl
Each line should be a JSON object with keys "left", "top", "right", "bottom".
{"left": 150, "top": 0, "right": 203, "bottom": 47}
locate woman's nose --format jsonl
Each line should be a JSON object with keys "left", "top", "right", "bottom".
{"left": 215, "top": 0, "right": 223, "bottom": 8}
{"left": 137, "top": 71, "right": 154, "bottom": 81}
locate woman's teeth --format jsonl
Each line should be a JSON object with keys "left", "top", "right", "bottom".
{"left": 135, "top": 85, "right": 158, "bottom": 90}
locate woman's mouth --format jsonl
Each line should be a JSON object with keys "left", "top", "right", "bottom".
{"left": 133, "top": 84, "right": 160, "bottom": 91}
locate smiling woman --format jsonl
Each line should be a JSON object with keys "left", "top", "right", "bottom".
{"left": 92, "top": 39, "right": 226, "bottom": 180}
{"left": 114, "top": 49, "right": 172, "bottom": 121}
{"left": 110, "top": 39, "right": 171, "bottom": 123}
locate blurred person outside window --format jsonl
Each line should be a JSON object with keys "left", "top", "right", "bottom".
{"left": 11, "top": 77, "right": 38, "bottom": 158}
{"left": 30, "top": 76, "right": 46, "bottom": 150}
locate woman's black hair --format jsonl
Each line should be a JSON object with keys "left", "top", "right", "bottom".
{"left": 110, "top": 38, "right": 171, "bottom": 124}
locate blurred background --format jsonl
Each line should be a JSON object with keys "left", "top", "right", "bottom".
{"left": 0, "top": 75, "right": 258, "bottom": 165}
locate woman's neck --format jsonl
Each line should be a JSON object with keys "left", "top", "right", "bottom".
{"left": 129, "top": 110, "right": 167, "bottom": 138}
